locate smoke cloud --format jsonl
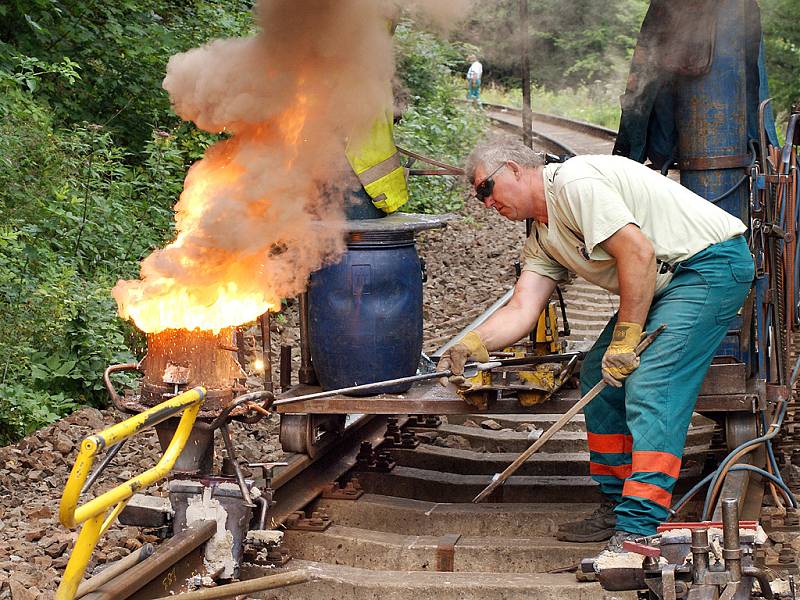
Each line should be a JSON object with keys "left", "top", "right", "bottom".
{"left": 113, "top": 0, "right": 469, "bottom": 333}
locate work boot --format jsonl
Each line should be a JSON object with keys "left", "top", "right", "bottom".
{"left": 556, "top": 500, "right": 617, "bottom": 542}
{"left": 604, "top": 530, "right": 641, "bottom": 553}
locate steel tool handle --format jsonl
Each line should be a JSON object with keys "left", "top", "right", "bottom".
{"left": 472, "top": 325, "right": 666, "bottom": 503}
{"left": 273, "top": 361, "right": 501, "bottom": 407}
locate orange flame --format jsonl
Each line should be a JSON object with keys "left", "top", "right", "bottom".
{"left": 113, "top": 99, "right": 312, "bottom": 333}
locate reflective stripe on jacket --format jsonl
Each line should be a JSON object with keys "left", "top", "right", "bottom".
{"left": 345, "top": 109, "right": 409, "bottom": 214}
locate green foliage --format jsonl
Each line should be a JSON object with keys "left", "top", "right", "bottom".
{"left": 0, "top": 64, "right": 195, "bottom": 442}
{"left": 761, "top": 0, "right": 800, "bottom": 117}
{"left": 0, "top": 0, "right": 255, "bottom": 150}
{"left": 456, "top": 0, "right": 648, "bottom": 90}
{"left": 0, "top": 383, "right": 77, "bottom": 445}
{"left": 393, "top": 22, "right": 488, "bottom": 213}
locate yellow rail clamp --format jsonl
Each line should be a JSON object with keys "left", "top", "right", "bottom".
{"left": 56, "top": 386, "right": 207, "bottom": 600}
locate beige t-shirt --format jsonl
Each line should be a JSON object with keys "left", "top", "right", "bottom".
{"left": 522, "top": 155, "right": 747, "bottom": 294}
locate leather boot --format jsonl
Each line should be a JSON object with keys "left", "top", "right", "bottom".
{"left": 555, "top": 500, "right": 617, "bottom": 542}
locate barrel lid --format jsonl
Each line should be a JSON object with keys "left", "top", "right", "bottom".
{"left": 345, "top": 212, "right": 453, "bottom": 234}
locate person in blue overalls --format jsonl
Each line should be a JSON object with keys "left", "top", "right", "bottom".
{"left": 466, "top": 55, "right": 482, "bottom": 101}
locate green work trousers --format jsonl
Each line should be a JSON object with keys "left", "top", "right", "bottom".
{"left": 581, "top": 236, "right": 754, "bottom": 535}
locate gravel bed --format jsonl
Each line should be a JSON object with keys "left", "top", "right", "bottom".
{"left": 0, "top": 192, "right": 528, "bottom": 598}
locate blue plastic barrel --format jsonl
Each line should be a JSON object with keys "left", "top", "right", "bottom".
{"left": 308, "top": 229, "right": 423, "bottom": 394}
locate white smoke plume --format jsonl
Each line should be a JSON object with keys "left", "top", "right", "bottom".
{"left": 113, "top": 0, "right": 470, "bottom": 333}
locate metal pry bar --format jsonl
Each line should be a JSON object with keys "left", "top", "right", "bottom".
{"left": 272, "top": 361, "right": 502, "bottom": 408}
{"left": 472, "top": 324, "right": 666, "bottom": 503}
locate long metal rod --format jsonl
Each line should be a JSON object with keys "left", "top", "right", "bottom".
{"left": 259, "top": 312, "right": 273, "bottom": 394}
{"left": 82, "top": 520, "right": 217, "bottom": 600}
{"left": 80, "top": 439, "right": 127, "bottom": 495}
{"left": 297, "top": 292, "right": 316, "bottom": 385}
{"left": 273, "top": 362, "right": 501, "bottom": 407}
{"left": 75, "top": 543, "right": 154, "bottom": 598}
{"left": 220, "top": 424, "right": 254, "bottom": 507}
{"left": 430, "top": 287, "right": 514, "bottom": 359}
{"left": 473, "top": 325, "right": 666, "bottom": 502}
{"left": 149, "top": 570, "right": 311, "bottom": 599}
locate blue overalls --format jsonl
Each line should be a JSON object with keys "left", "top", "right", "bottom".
{"left": 581, "top": 235, "right": 754, "bottom": 535}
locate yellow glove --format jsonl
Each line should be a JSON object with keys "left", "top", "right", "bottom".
{"left": 437, "top": 330, "right": 490, "bottom": 387}
{"left": 601, "top": 322, "right": 642, "bottom": 388}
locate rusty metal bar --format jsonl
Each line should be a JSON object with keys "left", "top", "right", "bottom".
{"left": 220, "top": 423, "right": 255, "bottom": 507}
{"left": 280, "top": 344, "right": 292, "bottom": 390}
{"left": 149, "top": 570, "right": 311, "bottom": 599}
{"left": 81, "top": 520, "right": 216, "bottom": 600}
{"left": 75, "top": 544, "right": 154, "bottom": 598}
{"left": 435, "top": 533, "right": 461, "bottom": 572}
{"left": 721, "top": 498, "right": 742, "bottom": 582}
{"left": 259, "top": 312, "right": 273, "bottom": 394}
{"left": 297, "top": 292, "right": 317, "bottom": 385}
{"left": 103, "top": 363, "right": 141, "bottom": 409}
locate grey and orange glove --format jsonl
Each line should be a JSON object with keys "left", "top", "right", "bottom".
{"left": 437, "top": 330, "right": 490, "bottom": 387}
{"left": 601, "top": 322, "right": 643, "bottom": 387}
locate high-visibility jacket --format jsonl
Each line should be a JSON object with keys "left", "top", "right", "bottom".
{"left": 345, "top": 108, "right": 409, "bottom": 214}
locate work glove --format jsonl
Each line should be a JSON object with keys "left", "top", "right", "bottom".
{"left": 438, "top": 330, "right": 490, "bottom": 387}
{"left": 601, "top": 322, "right": 643, "bottom": 388}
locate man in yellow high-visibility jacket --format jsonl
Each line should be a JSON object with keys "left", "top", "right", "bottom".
{"left": 345, "top": 108, "right": 408, "bottom": 214}
{"left": 344, "top": 14, "right": 408, "bottom": 215}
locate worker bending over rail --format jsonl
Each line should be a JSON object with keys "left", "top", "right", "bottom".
{"left": 439, "top": 140, "right": 754, "bottom": 551}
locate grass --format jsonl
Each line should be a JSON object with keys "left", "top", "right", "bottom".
{"left": 479, "top": 82, "right": 623, "bottom": 130}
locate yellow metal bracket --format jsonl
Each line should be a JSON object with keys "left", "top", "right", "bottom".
{"left": 56, "top": 386, "right": 207, "bottom": 600}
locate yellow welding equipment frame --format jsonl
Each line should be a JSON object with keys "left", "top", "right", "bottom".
{"left": 55, "top": 386, "right": 206, "bottom": 600}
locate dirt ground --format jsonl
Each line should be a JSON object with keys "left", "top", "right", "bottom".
{"left": 0, "top": 191, "right": 529, "bottom": 598}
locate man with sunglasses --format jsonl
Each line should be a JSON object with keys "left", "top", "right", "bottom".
{"left": 437, "top": 139, "right": 753, "bottom": 551}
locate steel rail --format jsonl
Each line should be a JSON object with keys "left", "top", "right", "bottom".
{"left": 478, "top": 101, "right": 618, "bottom": 140}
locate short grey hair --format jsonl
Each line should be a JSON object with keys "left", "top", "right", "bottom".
{"left": 464, "top": 139, "right": 546, "bottom": 184}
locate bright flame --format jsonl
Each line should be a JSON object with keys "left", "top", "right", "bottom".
{"left": 113, "top": 100, "right": 314, "bottom": 334}
{"left": 117, "top": 281, "right": 275, "bottom": 334}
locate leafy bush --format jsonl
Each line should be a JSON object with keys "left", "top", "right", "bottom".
{"left": 0, "top": 63, "right": 194, "bottom": 442}
{"left": 393, "top": 22, "right": 488, "bottom": 213}
{"left": 0, "top": 0, "right": 254, "bottom": 151}
{"left": 761, "top": 0, "right": 800, "bottom": 118}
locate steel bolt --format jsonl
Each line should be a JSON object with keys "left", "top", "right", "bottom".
{"left": 356, "top": 442, "right": 374, "bottom": 465}
{"left": 786, "top": 509, "right": 800, "bottom": 527}
{"left": 425, "top": 416, "right": 442, "bottom": 428}
{"left": 779, "top": 548, "right": 796, "bottom": 565}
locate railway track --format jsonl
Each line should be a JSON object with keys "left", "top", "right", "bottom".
{"left": 481, "top": 101, "right": 617, "bottom": 157}
{"left": 178, "top": 109, "right": 710, "bottom": 599}
{"left": 102, "top": 107, "right": 739, "bottom": 600}
{"left": 243, "top": 406, "right": 715, "bottom": 599}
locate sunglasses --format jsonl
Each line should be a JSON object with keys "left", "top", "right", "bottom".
{"left": 474, "top": 162, "right": 507, "bottom": 202}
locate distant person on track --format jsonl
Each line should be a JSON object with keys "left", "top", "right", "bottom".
{"left": 466, "top": 54, "right": 482, "bottom": 102}
{"left": 438, "top": 139, "right": 753, "bottom": 552}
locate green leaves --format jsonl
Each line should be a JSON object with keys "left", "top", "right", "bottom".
{"left": 393, "top": 22, "right": 488, "bottom": 214}
{"left": 0, "top": 76, "right": 177, "bottom": 441}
